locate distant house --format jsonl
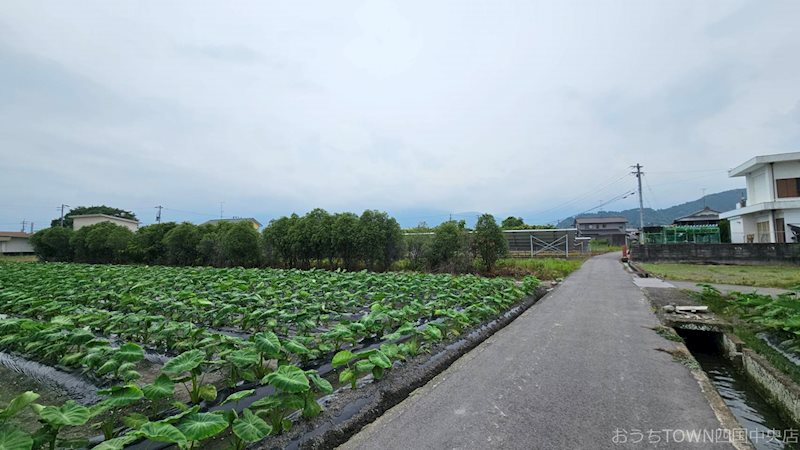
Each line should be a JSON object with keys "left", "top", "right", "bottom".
{"left": 672, "top": 207, "right": 720, "bottom": 226}
{"left": 0, "top": 231, "right": 33, "bottom": 254}
{"left": 202, "top": 217, "right": 262, "bottom": 230}
{"left": 72, "top": 214, "right": 140, "bottom": 232}
{"left": 574, "top": 217, "right": 628, "bottom": 245}
{"left": 720, "top": 152, "right": 800, "bottom": 243}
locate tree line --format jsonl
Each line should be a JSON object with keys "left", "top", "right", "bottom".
{"left": 30, "top": 209, "right": 509, "bottom": 273}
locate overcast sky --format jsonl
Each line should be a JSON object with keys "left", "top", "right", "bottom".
{"left": 1, "top": 0, "right": 799, "bottom": 229}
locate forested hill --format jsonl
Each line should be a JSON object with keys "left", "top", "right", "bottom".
{"left": 556, "top": 188, "right": 746, "bottom": 228}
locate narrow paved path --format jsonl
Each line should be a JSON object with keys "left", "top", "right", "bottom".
{"left": 341, "top": 253, "right": 733, "bottom": 449}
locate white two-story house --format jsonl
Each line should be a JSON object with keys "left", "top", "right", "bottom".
{"left": 720, "top": 152, "right": 800, "bottom": 243}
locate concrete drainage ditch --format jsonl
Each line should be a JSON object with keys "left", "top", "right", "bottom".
{"left": 672, "top": 326, "right": 800, "bottom": 450}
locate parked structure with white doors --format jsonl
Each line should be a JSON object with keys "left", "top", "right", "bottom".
{"left": 0, "top": 232, "right": 34, "bottom": 254}
{"left": 720, "top": 152, "right": 800, "bottom": 243}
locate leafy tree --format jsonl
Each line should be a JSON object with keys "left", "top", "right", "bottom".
{"left": 719, "top": 219, "right": 731, "bottom": 243}
{"left": 196, "top": 224, "right": 224, "bottom": 267}
{"left": 501, "top": 216, "right": 525, "bottom": 229}
{"left": 130, "top": 222, "right": 177, "bottom": 264}
{"left": 263, "top": 216, "right": 293, "bottom": 267}
{"left": 29, "top": 227, "right": 74, "bottom": 261}
{"left": 358, "top": 210, "right": 403, "bottom": 271}
{"left": 426, "top": 220, "right": 471, "bottom": 273}
{"left": 304, "top": 208, "right": 333, "bottom": 266}
{"left": 51, "top": 205, "right": 137, "bottom": 228}
{"left": 331, "top": 212, "right": 360, "bottom": 270}
{"left": 70, "top": 222, "right": 134, "bottom": 263}
{"left": 473, "top": 214, "right": 508, "bottom": 271}
{"left": 221, "top": 222, "right": 263, "bottom": 267}
{"left": 163, "top": 223, "right": 201, "bottom": 266}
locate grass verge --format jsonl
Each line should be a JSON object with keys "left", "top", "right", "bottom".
{"left": 642, "top": 262, "right": 800, "bottom": 289}
{"left": 492, "top": 258, "right": 584, "bottom": 280}
{"left": 693, "top": 288, "right": 800, "bottom": 386}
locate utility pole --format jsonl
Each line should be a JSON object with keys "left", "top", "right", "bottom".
{"left": 21, "top": 220, "right": 26, "bottom": 233}
{"left": 30, "top": 222, "right": 34, "bottom": 234}
{"left": 155, "top": 205, "right": 163, "bottom": 224}
{"left": 59, "top": 204, "right": 70, "bottom": 227}
{"left": 631, "top": 164, "right": 645, "bottom": 229}
{"left": 220, "top": 202, "right": 224, "bottom": 219}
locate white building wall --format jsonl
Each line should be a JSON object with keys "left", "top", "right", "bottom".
{"left": 72, "top": 216, "right": 139, "bottom": 231}
{"left": 773, "top": 161, "right": 800, "bottom": 180}
{"left": 5, "top": 237, "right": 33, "bottom": 253}
{"left": 729, "top": 216, "right": 745, "bottom": 243}
{"left": 747, "top": 167, "right": 771, "bottom": 204}
{"left": 0, "top": 237, "right": 33, "bottom": 254}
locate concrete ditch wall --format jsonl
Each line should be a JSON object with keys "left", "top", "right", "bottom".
{"left": 630, "top": 243, "right": 800, "bottom": 265}
{"left": 740, "top": 349, "right": 800, "bottom": 427}
{"left": 720, "top": 333, "right": 800, "bottom": 427}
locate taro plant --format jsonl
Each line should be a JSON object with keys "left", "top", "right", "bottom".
{"left": 0, "top": 391, "right": 39, "bottom": 450}
{"left": 141, "top": 373, "right": 176, "bottom": 415}
{"left": 93, "top": 384, "right": 145, "bottom": 440}
{"left": 251, "top": 365, "right": 330, "bottom": 435}
{"left": 32, "top": 400, "right": 92, "bottom": 450}
{"left": 332, "top": 348, "right": 393, "bottom": 390}
{"left": 223, "top": 408, "right": 272, "bottom": 450}
{"left": 162, "top": 349, "right": 217, "bottom": 404}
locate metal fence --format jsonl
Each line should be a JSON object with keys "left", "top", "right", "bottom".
{"left": 641, "top": 225, "right": 721, "bottom": 244}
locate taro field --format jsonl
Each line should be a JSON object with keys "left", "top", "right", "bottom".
{"left": 0, "top": 262, "right": 539, "bottom": 450}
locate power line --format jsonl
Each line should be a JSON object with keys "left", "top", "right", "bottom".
{"left": 526, "top": 171, "right": 633, "bottom": 220}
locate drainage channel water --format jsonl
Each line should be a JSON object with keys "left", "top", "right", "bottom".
{"left": 677, "top": 329, "right": 800, "bottom": 450}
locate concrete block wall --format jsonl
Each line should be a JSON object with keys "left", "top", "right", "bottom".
{"left": 630, "top": 243, "right": 800, "bottom": 265}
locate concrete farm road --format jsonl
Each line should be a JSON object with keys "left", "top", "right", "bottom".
{"left": 340, "top": 253, "right": 734, "bottom": 449}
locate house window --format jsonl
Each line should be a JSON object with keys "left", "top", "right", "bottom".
{"left": 776, "top": 178, "right": 800, "bottom": 198}
{"left": 756, "top": 221, "right": 770, "bottom": 243}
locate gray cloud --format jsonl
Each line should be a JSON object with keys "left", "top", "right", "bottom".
{"left": 1, "top": 0, "right": 799, "bottom": 229}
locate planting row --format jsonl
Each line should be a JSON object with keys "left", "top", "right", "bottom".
{"left": 0, "top": 262, "right": 540, "bottom": 449}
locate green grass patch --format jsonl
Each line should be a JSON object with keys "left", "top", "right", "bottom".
{"left": 653, "top": 325, "right": 683, "bottom": 343}
{"left": 589, "top": 241, "right": 623, "bottom": 253}
{"left": 693, "top": 286, "right": 800, "bottom": 386}
{"left": 642, "top": 263, "right": 800, "bottom": 289}
{"left": 492, "top": 258, "right": 584, "bottom": 280}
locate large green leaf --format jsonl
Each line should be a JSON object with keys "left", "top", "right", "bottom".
{"left": 253, "top": 332, "right": 281, "bottom": 357}
{"left": 221, "top": 389, "right": 255, "bottom": 406}
{"left": 226, "top": 349, "right": 259, "bottom": 368}
{"left": 331, "top": 350, "right": 354, "bottom": 368}
{"left": 0, "top": 391, "right": 39, "bottom": 422}
{"left": 198, "top": 385, "right": 217, "bottom": 402}
{"left": 116, "top": 343, "right": 144, "bottom": 363}
{"left": 367, "top": 350, "right": 392, "bottom": 369}
{"left": 37, "top": 400, "right": 90, "bottom": 427}
{"left": 232, "top": 409, "right": 271, "bottom": 443}
{"left": 162, "top": 350, "right": 205, "bottom": 375}
{"left": 176, "top": 412, "right": 229, "bottom": 441}
{"left": 90, "top": 434, "right": 138, "bottom": 450}
{"left": 307, "top": 372, "right": 333, "bottom": 394}
{"left": 284, "top": 340, "right": 308, "bottom": 355}
{"left": 0, "top": 426, "right": 33, "bottom": 450}
{"left": 142, "top": 374, "right": 174, "bottom": 400}
{"left": 97, "top": 384, "right": 143, "bottom": 408}
{"left": 262, "top": 365, "right": 310, "bottom": 393}
{"left": 138, "top": 422, "right": 187, "bottom": 445}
